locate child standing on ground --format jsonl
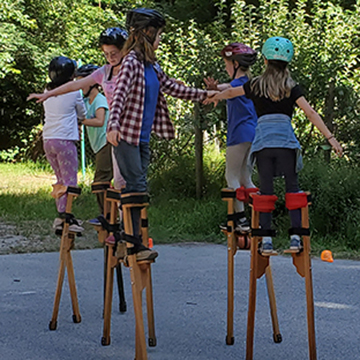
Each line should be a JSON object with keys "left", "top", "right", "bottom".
{"left": 42, "top": 56, "right": 86, "bottom": 232}
{"left": 107, "top": 8, "right": 216, "bottom": 261}
{"left": 204, "top": 36, "right": 342, "bottom": 253}
{"left": 27, "top": 27, "right": 128, "bottom": 191}
{"left": 205, "top": 43, "right": 258, "bottom": 232}
{"left": 75, "top": 64, "right": 112, "bottom": 217}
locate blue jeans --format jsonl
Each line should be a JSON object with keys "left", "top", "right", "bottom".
{"left": 113, "top": 141, "right": 150, "bottom": 243}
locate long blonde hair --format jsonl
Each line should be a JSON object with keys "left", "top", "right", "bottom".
{"left": 122, "top": 26, "right": 159, "bottom": 63}
{"left": 251, "top": 60, "right": 295, "bottom": 101}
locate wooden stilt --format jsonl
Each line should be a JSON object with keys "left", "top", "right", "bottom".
{"left": 285, "top": 195, "right": 317, "bottom": 360}
{"left": 91, "top": 182, "right": 127, "bottom": 314}
{"left": 102, "top": 191, "right": 122, "bottom": 346}
{"left": 49, "top": 186, "right": 82, "bottom": 330}
{"left": 246, "top": 195, "right": 281, "bottom": 360}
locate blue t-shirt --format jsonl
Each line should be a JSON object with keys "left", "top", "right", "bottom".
{"left": 226, "top": 76, "right": 257, "bottom": 146}
{"left": 84, "top": 93, "right": 109, "bottom": 153}
{"left": 140, "top": 63, "right": 160, "bottom": 143}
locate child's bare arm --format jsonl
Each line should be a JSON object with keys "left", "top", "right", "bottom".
{"left": 296, "top": 96, "right": 343, "bottom": 156}
{"left": 82, "top": 108, "right": 106, "bottom": 127}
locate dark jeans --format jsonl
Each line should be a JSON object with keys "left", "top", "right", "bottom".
{"left": 94, "top": 143, "right": 113, "bottom": 214}
{"left": 113, "top": 141, "right": 150, "bottom": 242}
{"left": 256, "top": 148, "right": 301, "bottom": 232}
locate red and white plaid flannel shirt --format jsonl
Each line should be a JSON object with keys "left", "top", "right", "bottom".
{"left": 107, "top": 51, "right": 207, "bottom": 146}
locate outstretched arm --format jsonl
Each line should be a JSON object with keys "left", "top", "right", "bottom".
{"left": 204, "top": 77, "right": 231, "bottom": 91}
{"left": 296, "top": 96, "right": 343, "bottom": 156}
{"left": 203, "top": 85, "right": 244, "bottom": 106}
{"left": 27, "top": 75, "right": 96, "bottom": 103}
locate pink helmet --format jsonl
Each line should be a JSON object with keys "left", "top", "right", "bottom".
{"left": 221, "top": 43, "right": 257, "bottom": 67}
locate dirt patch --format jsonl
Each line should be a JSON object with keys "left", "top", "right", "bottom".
{"left": 0, "top": 221, "right": 101, "bottom": 255}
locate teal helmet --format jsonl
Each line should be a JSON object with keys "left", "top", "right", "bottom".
{"left": 261, "top": 37, "right": 294, "bottom": 63}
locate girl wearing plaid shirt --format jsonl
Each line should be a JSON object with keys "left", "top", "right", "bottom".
{"left": 107, "top": 8, "right": 215, "bottom": 261}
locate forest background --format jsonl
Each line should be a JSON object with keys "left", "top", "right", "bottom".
{"left": 1, "top": 0, "right": 360, "bottom": 256}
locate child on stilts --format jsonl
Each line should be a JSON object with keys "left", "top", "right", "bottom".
{"left": 204, "top": 36, "right": 342, "bottom": 253}
{"left": 107, "top": 8, "right": 216, "bottom": 261}
{"left": 205, "top": 43, "right": 258, "bottom": 232}
{"left": 42, "top": 56, "right": 86, "bottom": 232}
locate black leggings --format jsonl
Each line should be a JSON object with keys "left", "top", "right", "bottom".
{"left": 256, "top": 148, "right": 301, "bottom": 231}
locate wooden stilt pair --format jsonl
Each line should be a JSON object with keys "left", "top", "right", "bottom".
{"left": 221, "top": 188, "right": 281, "bottom": 347}
{"left": 49, "top": 185, "right": 82, "bottom": 330}
{"left": 91, "top": 182, "right": 126, "bottom": 314}
{"left": 101, "top": 191, "right": 156, "bottom": 360}
{"left": 222, "top": 188, "right": 316, "bottom": 360}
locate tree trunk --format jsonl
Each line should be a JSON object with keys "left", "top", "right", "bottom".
{"left": 194, "top": 104, "right": 204, "bottom": 199}
{"left": 323, "top": 81, "right": 335, "bottom": 163}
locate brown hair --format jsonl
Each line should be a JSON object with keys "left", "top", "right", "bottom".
{"left": 250, "top": 60, "right": 295, "bottom": 101}
{"left": 122, "top": 26, "right": 159, "bottom": 63}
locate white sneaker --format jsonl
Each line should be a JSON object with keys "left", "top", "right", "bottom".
{"left": 53, "top": 218, "right": 64, "bottom": 230}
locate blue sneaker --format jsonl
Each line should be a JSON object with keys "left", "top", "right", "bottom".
{"left": 260, "top": 237, "right": 273, "bottom": 253}
{"left": 87, "top": 217, "right": 101, "bottom": 226}
{"left": 290, "top": 235, "right": 302, "bottom": 250}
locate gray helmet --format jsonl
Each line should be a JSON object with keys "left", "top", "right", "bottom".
{"left": 126, "top": 8, "right": 166, "bottom": 31}
{"left": 48, "top": 56, "right": 76, "bottom": 84}
{"left": 75, "top": 64, "right": 100, "bottom": 77}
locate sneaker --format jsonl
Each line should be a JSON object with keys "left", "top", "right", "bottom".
{"left": 290, "top": 235, "right": 302, "bottom": 250}
{"left": 136, "top": 248, "right": 158, "bottom": 262}
{"left": 219, "top": 221, "right": 227, "bottom": 231}
{"left": 68, "top": 218, "right": 84, "bottom": 233}
{"left": 87, "top": 217, "right": 102, "bottom": 226}
{"left": 53, "top": 218, "right": 64, "bottom": 230}
{"left": 260, "top": 237, "right": 273, "bottom": 254}
{"left": 235, "top": 217, "right": 250, "bottom": 233}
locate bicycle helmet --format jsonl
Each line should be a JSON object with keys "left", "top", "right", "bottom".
{"left": 48, "top": 56, "right": 76, "bottom": 85}
{"left": 126, "top": 8, "right": 166, "bottom": 31}
{"left": 75, "top": 64, "right": 100, "bottom": 77}
{"left": 99, "top": 27, "right": 128, "bottom": 49}
{"left": 221, "top": 43, "right": 257, "bottom": 67}
{"left": 261, "top": 37, "right": 294, "bottom": 63}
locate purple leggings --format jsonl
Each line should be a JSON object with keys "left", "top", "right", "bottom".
{"left": 44, "top": 139, "right": 78, "bottom": 213}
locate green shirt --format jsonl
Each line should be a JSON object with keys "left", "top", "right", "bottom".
{"left": 84, "top": 93, "right": 109, "bottom": 154}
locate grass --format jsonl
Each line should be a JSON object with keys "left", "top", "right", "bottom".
{"left": 1, "top": 161, "right": 359, "bottom": 260}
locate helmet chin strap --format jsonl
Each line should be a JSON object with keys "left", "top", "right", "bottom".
{"left": 232, "top": 60, "right": 240, "bottom": 80}
{"left": 107, "top": 59, "right": 123, "bottom": 81}
{"left": 83, "top": 84, "right": 98, "bottom": 98}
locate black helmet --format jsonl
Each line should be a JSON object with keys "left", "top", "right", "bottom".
{"left": 75, "top": 64, "right": 100, "bottom": 77}
{"left": 48, "top": 56, "right": 76, "bottom": 84}
{"left": 99, "top": 27, "right": 128, "bottom": 49}
{"left": 126, "top": 8, "right": 166, "bottom": 31}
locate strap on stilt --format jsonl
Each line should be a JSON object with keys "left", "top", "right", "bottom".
{"left": 288, "top": 227, "right": 310, "bottom": 236}
{"left": 236, "top": 186, "right": 259, "bottom": 203}
{"left": 91, "top": 182, "right": 111, "bottom": 193}
{"left": 250, "top": 194, "right": 278, "bottom": 213}
{"left": 251, "top": 229, "right": 276, "bottom": 237}
{"left": 285, "top": 192, "right": 311, "bottom": 210}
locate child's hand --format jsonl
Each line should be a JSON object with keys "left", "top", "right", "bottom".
{"left": 107, "top": 130, "right": 121, "bottom": 146}
{"left": 328, "top": 137, "right": 343, "bottom": 157}
{"left": 27, "top": 92, "right": 49, "bottom": 103}
{"left": 204, "top": 77, "right": 219, "bottom": 90}
{"left": 203, "top": 90, "right": 220, "bottom": 106}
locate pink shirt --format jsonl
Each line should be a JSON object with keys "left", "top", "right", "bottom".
{"left": 91, "top": 65, "right": 116, "bottom": 109}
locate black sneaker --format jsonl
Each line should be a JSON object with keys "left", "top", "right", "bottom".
{"left": 219, "top": 222, "right": 227, "bottom": 231}
{"left": 235, "top": 218, "right": 250, "bottom": 233}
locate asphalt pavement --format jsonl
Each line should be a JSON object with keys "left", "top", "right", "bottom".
{"left": 1, "top": 243, "right": 360, "bottom": 360}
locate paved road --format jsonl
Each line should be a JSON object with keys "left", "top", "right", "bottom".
{"left": 1, "top": 244, "right": 360, "bottom": 360}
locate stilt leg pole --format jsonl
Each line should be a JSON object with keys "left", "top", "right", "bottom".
{"left": 49, "top": 187, "right": 81, "bottom": 330}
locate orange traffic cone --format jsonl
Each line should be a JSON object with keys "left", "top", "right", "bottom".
{"left": 321, "top": 250, "right": 334, "bottom": 263}
{"left": 148, "top": 237, "right": 154, "bottom": 249}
